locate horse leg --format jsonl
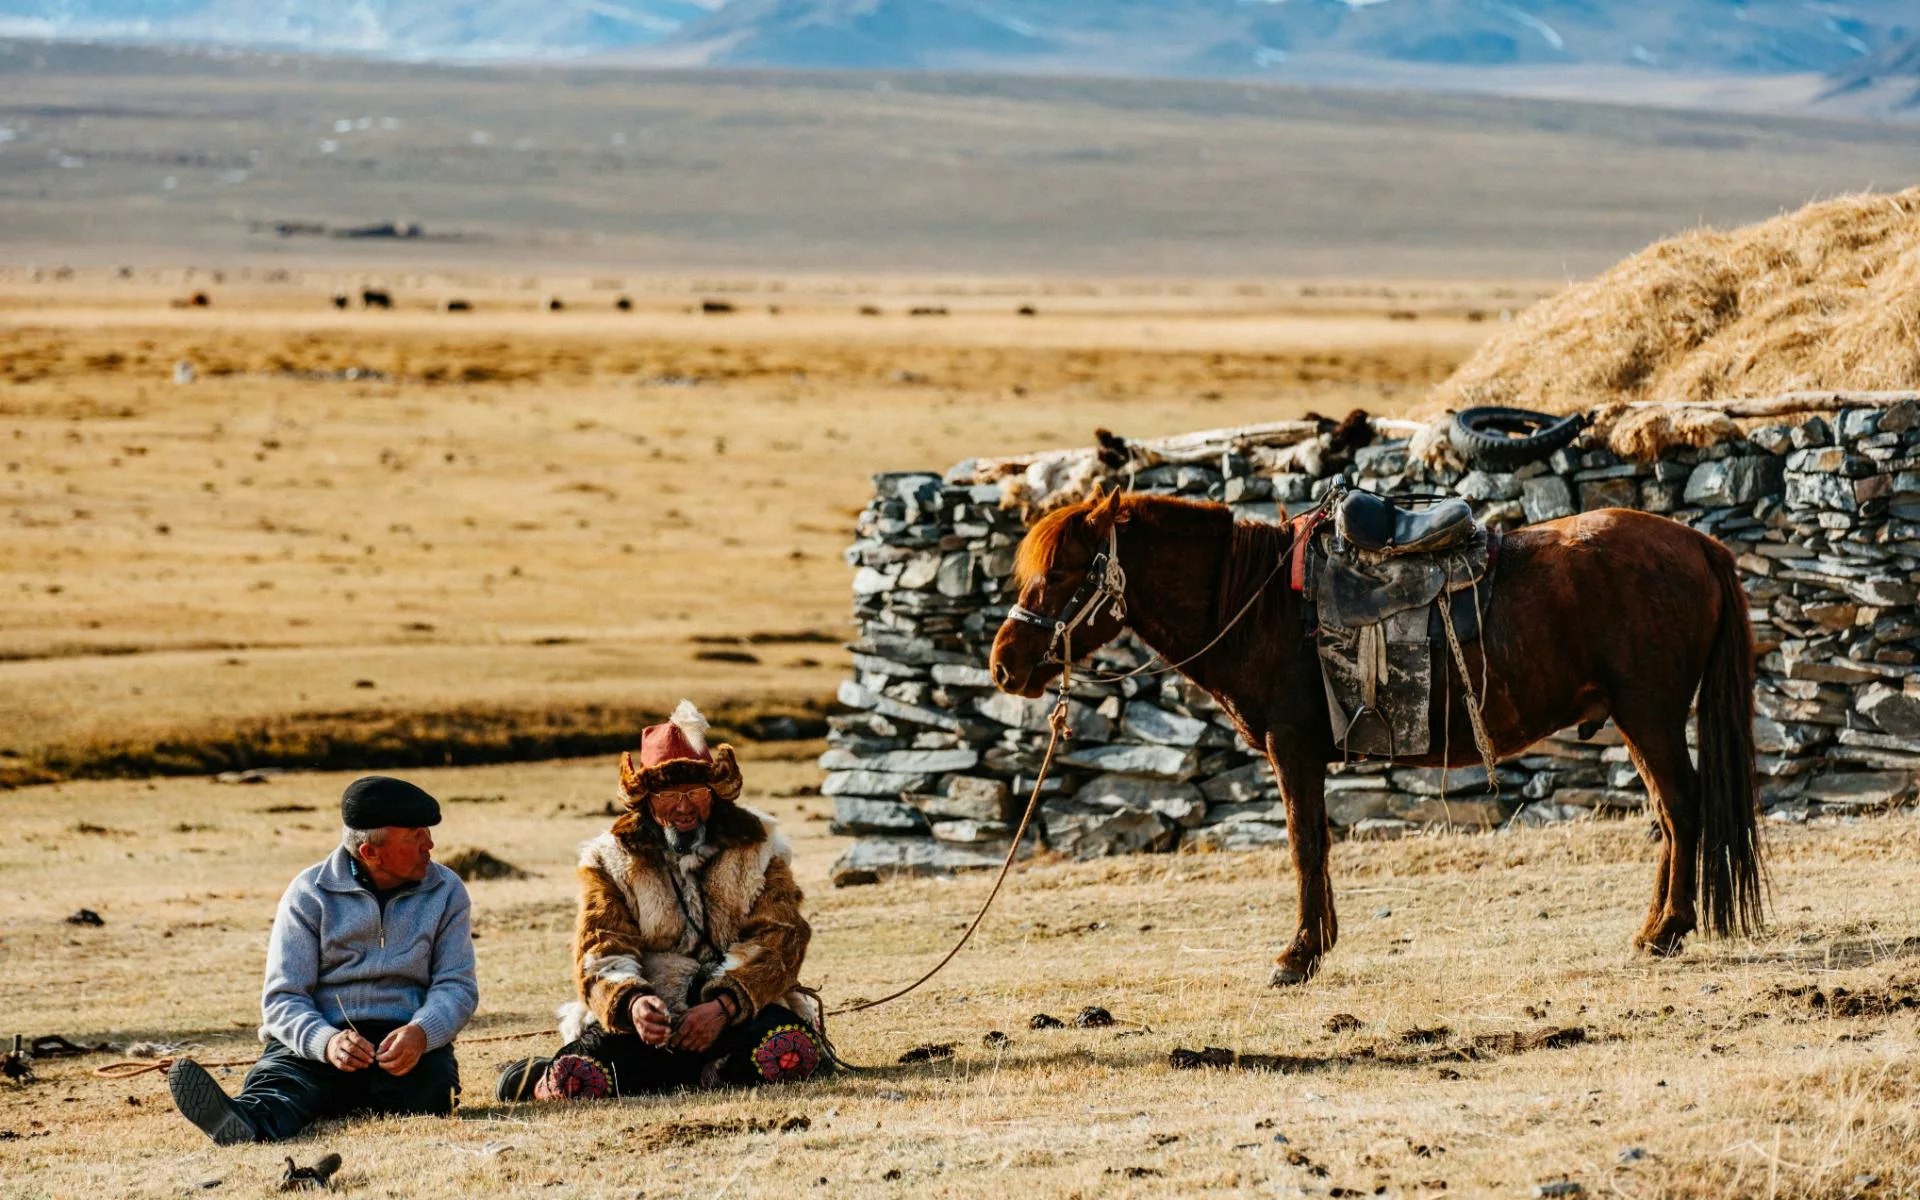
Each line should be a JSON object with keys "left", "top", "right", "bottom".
{"left": 1615, "top": 714, "right": 1700, "bottom": 957}
{"left": 1267, "top": 739, "right": 1336, "bottom": 986}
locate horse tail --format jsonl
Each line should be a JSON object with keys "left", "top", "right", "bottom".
{"left": 1695, "top": 540, "right": 1765, "bottom": 938}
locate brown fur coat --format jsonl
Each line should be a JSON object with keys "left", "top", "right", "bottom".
{"left": 560, "top": 803, "right": 815, "bottom": 1041}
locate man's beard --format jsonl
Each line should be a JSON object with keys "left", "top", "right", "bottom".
{"left": 663, "top": 822, "right": 707, "bottom": 854}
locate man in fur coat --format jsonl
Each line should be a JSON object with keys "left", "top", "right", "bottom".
{"left": 497, "top": 701, "right": 825, "bottom": 1100}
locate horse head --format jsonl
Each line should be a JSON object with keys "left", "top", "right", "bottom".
{"left": 990, "top": 486, "right": 1129, "bottom": 698}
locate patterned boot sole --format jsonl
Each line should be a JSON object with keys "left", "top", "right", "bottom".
{"left": 751, "top": 1025, "right": 822, "bottom": 1084}
{"left": 535, "top": 1054, "right": 611, "bottom": 1101}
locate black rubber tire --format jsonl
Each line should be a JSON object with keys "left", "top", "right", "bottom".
{"left": 1448, "top": 406, "right": 1586, "bottom": 472}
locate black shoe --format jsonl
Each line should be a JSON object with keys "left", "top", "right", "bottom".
{"left": 168, "top": 1059, "right": 255, "bottom": 1145}
{"left": 494, "top": 1056, "right": 553, "bottom": 1102}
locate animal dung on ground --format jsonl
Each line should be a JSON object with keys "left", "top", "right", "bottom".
{"left": 1028, "top": 1013, "right": 1065, "bottom": 1029}
{"left": 1324, "top": 1013, "right": 1364, "bottom": 1034}
{"left": 896, "top": 1043, "right": 956, "bottom": 1065}
{"left": 437, "top": 848, "right": 531, "bottom": 882}
{"left": 1072, "top": 1006, "right": 1114, "bottom": 1028}
{"left": 981, "top": 1031, "right": 1012, "bottom": 1049}
{"left": 1169, "top": 1046, "right": 1236, "bottom": 1070}
{"left": 278, "top": 1153, "right": 342, "bottom": 1192}
{"left": 65, "top": 908, "right": 104, "bottom": 926}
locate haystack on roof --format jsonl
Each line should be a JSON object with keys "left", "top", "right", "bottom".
{"left": 1427, "top": 187, "right": 1920, "bottom": 417}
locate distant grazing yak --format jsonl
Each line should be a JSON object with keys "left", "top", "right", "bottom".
{"left": 361, "top": 288, "right": 393, "bottom": 309}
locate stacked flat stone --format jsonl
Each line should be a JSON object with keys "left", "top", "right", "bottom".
{"left": 830, "top": 401, "right": 1920, "bottom": 884}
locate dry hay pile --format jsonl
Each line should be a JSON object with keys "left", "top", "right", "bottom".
{"left": 1428, "top": 187, "right": 1920, "bottom": 418}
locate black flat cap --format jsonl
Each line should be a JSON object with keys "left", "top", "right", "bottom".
{"left": 340, "top": 775, "right": 441, "bottom": 830}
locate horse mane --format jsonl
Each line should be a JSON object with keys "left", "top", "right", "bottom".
{"left": 1012, "top": 502, "right": 1086, "bottom": 588}
{"left": 1212, "top": 509, "right": 1294, "bottom": 661}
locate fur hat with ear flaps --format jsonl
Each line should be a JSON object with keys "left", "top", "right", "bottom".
{"left": 614, "top": 702, "right": 744, "bottom": 838}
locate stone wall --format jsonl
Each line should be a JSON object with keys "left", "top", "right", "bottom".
{"left": 828, "top": 402, "right": 1920, "bottom": 885}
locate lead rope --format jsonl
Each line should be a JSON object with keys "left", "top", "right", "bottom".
{"left": 826, "top": 676, "right": 1076, "bottom": 1018}
{"left": 826, "top": 511, "right": 1298, "bottom": 1019}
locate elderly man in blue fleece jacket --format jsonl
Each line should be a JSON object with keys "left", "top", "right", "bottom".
{"left": 167, "top": 775, "right": 479, "bottom": 1144}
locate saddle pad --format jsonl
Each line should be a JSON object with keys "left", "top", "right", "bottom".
{"left": 1317, "top": 588, "right": 1486, "bottom": 759}
{"left": 1318, "top": 528, "right": 1491, "bottom": 631}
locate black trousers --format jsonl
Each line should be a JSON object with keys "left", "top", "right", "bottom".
{"left": 232, "top": 1020, "right": 461, "bottom": 1142}
{"left": 558, "top": 1004, "right": 811, "bottom": 1096}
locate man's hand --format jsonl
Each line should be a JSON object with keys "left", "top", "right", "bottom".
{"left": 668, "top": 1000, "right": 729, "bottom": 1054}
{"left": 376, "top": 1023, "right": 428, "bottom": 1076}
{"left": 326, "top": 1029, "right": 376, "bottom": 1072}
{"left": 630, "top": 994, "right": 672, "bottom": 1047}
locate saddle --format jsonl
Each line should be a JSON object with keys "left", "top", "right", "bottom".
{"left": 1294, "top": 491, "right": 1499, "bottom": 759}
{"left": 1335, "top": 490, "right": 1477, "bottom": 557}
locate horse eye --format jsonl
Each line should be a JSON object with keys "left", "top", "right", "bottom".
{"left": 1045, "top": 569, "right": 1068, "bottom": 586}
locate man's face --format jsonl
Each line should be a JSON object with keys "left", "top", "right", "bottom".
{"left": 651, "top": 786, "right": 714, "bottom": 834}
{"left": 364, "top": 825, "right": 435, "bottom": 883}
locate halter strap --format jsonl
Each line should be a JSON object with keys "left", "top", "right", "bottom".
{"left": 1008, "top": 524, "right": 1127, "bottom": 663}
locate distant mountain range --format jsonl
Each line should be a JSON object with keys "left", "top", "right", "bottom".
{"left": 0, "top": 1, "right": 1914, "bottom": 105}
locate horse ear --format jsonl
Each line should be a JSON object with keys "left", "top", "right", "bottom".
{"left": 1089, "top": 483, "right": 1125, "bottom": 531}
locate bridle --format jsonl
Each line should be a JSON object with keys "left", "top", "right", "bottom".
{"left": 1005, "top": 522, "right": 1127, "bottom": 668}
{"left": 1002, "top": 502, "right": 1296, "bottom": 690}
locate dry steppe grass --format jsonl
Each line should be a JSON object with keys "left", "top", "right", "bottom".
{"left": 0, "top": 273, "right": 1486, "bottom": 782}
{"left": 2, "top": 755, "right": 1918, "bottom": 1198}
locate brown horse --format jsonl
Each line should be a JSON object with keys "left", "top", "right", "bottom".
{"left": 989, "top": 488, "right": 1764, "bottom": 985}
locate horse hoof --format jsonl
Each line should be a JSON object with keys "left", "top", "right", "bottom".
{"left": 1268, "top": 963, "right": 1315, "bottom": 988}
{"left": 1633, "top": 933, "right": 1687, "bottom": 959}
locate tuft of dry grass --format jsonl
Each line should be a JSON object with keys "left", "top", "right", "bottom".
{"left": 1430, "top": 187, "right": 1920, "bottom": 416}
{"left": 3, "top": 761, "right": 1919, "bottom": 1198}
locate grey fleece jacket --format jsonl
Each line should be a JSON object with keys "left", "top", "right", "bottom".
{"left": 259, "top": 846, "right": 479, "bottom": 1062}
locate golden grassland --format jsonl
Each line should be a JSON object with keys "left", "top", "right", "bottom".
{"left": 0, "top": 272, "right": 1494, "bottom": 783}
{"left": 2, "top": 753, "right": 1918, "bottom": 1198}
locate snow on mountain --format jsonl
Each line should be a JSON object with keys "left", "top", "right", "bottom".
{"left": 0, "top": 0, "right": 1910, "bottom": 80}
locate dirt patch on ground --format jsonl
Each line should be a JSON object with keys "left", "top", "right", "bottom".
{"left": 625, "top": 1115, "right": 811, "bottom": 1151}
{"left": 438, "top": 848, "right": 532, "bottom": 882}
{"left": 1170, "top": 1026, "right": 1594, "bottom": 1073}
{"left": 1771, "top": 979, "right": 1920, "bottom": 1017}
